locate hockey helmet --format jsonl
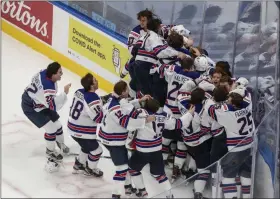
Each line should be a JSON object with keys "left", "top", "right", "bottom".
{"left": 236, "top": 77, "right": 249, "bottom": 88}
{"left": 171, "top": 25, "right": 191, "bottom": 37}
{"left": 194, "top": 56, "right": 208, "bottom": 72}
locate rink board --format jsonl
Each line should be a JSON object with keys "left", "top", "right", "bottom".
{"left": 1, "top": 1, "right": 132, "bottom": 93}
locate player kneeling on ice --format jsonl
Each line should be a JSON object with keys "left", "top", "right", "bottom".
{"left": 21, "top": 62, "right": 71, "bottom": 172}
{"left": 98, "top": 80, "right": 155, "bottom": 199}
{"left": 128, "top": 98, "right": 195, "bottom": 198}
{"left": 67, "top": 73, "right": 104, "bottom": 177}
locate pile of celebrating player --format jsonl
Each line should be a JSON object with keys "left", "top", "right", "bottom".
{"left": 21, "top": 9, "right": 256, "bottom": 199}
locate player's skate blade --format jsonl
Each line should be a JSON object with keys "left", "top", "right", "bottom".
{"left": 83, "top": 166, "right": 103, "bottom": 177}
{"left": 46, "top": 148, "right": 63, "bottom": 161}
{"left": 136, "top": 188, "right": 148, "bottom": 198}
{"left": 72, "top": 157, "right": 85, "bottom": 174}
{"left": 124, "top": 184, "right": 137, "bottom": 196}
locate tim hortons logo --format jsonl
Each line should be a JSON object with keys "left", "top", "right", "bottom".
{"left": 1, "top": 1, "right": 53, "bottom": 45}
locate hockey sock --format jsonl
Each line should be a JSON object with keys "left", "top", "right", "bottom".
{"left": 113, "top": 165, "right": 128, "bottom": 195}
{"left": 188, "top": 155, "right": 197, "bottom": 171}
{"left": 129, "top": 169, "right": 145, "bottom": 189}
{"left": 125, "top": 171, "right": 132, "bottom": 186}
{"left": 240, "top": 176, "right": 251, "bottom": 198}
{"left": 162, "top": 138, "right": 172, "bottom": 161}
{"left": 212, "top": 173, "right": 222, "bottom": 198}
{"left": 235, "top": 176, "right": 241, "bottom": 198}
{"left": 55, "top": 125, "right": 64, "bottom": 144}
{"left": 153, "top": 174, "right": 172, "bottom": 194}
{"left": 78, "top": 150, "right": 87, "bottom": 165}
{"left": 194, "top": 169, "right": 210, "bottom": 193}
{"left": 88, "top": 145, "right": 103, "bottom": 169}
{"left": 174, "top": 141, "right": 187, "bottom": 169}
{"left": 43, "top": 121, "right": 57, "bottom": 151}
{"left": 221, "top": 177, "right": 237, "bottom": 198}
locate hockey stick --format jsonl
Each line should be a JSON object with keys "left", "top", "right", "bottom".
{"left": 68, "top": 152, "right": 111, "bottom": 159}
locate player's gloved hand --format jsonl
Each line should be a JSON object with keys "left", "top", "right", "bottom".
{"left": 146, "top": 115, "right": 156, "bottom": 123}
{"left": 64, "top": 83, "right": 71, "bottom": 94}
{"left": 120, "top": 73, "right": 126, "bottom": 79}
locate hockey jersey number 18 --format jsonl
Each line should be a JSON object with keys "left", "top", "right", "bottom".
{"left": 67, "top": 89, "right": 104, "bottom": 139}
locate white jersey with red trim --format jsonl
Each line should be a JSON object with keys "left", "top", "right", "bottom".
{"left": 99, "top": 96, "right": 146, "bottom": 146}
{"left": 24, "top": 69, "right": 67, "bottom": 112}
{"left": 208, "top": 100, "right": 255, "bottom": 152}
{"left": 135, "top": 30, "right": 179, "bottom": 64}
{"left": 135, "top": 110, "right": 194, "bottom": 153}
{"left": 158, "top": 64, "right": 200, "bottom": 118}
{"left": 67, "top": 89, "right": 103, "bottom": 139}
{"left": 127, "top": 25, "right": 147, "bottom": 55}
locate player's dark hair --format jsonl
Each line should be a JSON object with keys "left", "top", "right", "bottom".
{"left": 190, "top": 88, "right": 205, "bottom": 104}
{"left": 211, "top": 68, "right": 225, "bottom": 77}
{"left": 81, "top": 73, "right": 94, "bottom": 92}
{"left": 228, "top": 92, "right": 243, "bottom": 109}
{"left": 147, "top": 17, "right": 162, "bottom": 32}
{"left": 180, "top": 57, "right": 194, "bottom": 70}
{"left": 213, "top": 85, "right": 228, "bottom": 102}
{"left": 114, "top": 80, "right": 128, "bottom": 96}
{"left": 220, "top": 75, "right": 233, "bottom": 85}
{"left": 46, "top": 62, "right": 61, "bottom": 78}
{"left": 137, "top": 9, "right": 153, "bottom": 20}
{"left": 216, "top": 61, "right": 232, "bottom": 77}
{"left": 144, "top": 99, "right": 160, "bottom": 113}
{"left": 167, "top": 31, "right": 184, "bottom": 48}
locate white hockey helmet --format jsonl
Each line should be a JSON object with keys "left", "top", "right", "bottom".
{"left": 171, "top": 25, "right": 191, "bottom": 37}
{"left": 194, "top": 56, "right": 208, "bottom": 72}
{"left": 236, "top": 77, "right": 249, "bottom": 88}
{"left": 229, "top": 87, "right": 246, "bottom": 97}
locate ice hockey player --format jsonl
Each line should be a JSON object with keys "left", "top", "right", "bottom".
{"left": 98, "top": 80, "right": 155, "bottom": 199}
{"left": 179, "top": 88, "right": 214, "bottom": 199}
{"left": 208, "top": 87, "right": 255, "bottom": 199}
{"left": 119, "top": 9, "right": 154, "bottom": 99}
{"left": 67, "top": 73, "right": 104, "bottom": 177}
{"left": 21, "top": 62, "right": 71, "bottom": 172}
{"left": 157, "top": 57, "right": 200, "bottom": 181}
{"left": 132, "top": 17, "right": 187, "bottom": 98}
{"left": 128, "top": 98, "right": 195, "bottom": 198}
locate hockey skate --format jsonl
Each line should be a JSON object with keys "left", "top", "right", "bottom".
{"left": 45, "top": 157, "right": 61, "bottom": 173}
{"left": 136, "top": 188, "right": 148, "bottom": 198}
{"left": 72, "top": 157, "right": 85, "bottom": 174}
{"left": 84, "top": 164, "right": 103, "bottom": 177}
{"left": 112, "top": 194, "right": 121, "bottom": 199}
{"left": 170, "top": 165, "right": 181, "bottom": 184}
{"left": 124, "top": 184, "right": 137, "bottom": 196}
{"left": 194, "top": 192, "right": 204, "bottom": 199}
{"left": 56, "top": 141, "right": 70, "bottom": 155}
{"left": 46, "top": 148, "right": 63, "bottom": 162}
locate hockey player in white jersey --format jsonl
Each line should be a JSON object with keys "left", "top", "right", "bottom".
{"left": 208, "top": 87, "right": 255, "bottom": 199}
{"left": 21, "top": 62, "right": 71, "bottom": 172}
{"left": 157, "top": 57, "right": 200, "bottom": 181}
{"left": 67, "top": 73, "right": 104, "bottom": 177}
{"left": 133, "top": 17, "right": 187, "bottom": 98}
{"left": 98, "top": 80, "right": 155, "bottom": 199}
{"left": 128, "top": 98, "right": 195, "bottom": 198}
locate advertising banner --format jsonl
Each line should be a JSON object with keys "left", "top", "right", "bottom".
{"left": 1, "top": 1, "right": 53, "bottom": 45}
{"left": 68, "top": 17, "right": 130, "bottom": 76}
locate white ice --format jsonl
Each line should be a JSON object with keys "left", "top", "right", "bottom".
{"left": 1, "top": 32, "right": 199, "bottom": 198}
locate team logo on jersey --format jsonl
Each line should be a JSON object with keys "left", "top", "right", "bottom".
{"left": 112, "top": 46, "right": 121, "bottom": 74}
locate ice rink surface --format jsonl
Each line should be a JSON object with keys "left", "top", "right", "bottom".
{"left": 1, "top": 32, "right": 197, "bottom": 198}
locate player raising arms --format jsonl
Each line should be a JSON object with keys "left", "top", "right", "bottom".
{"left": 21, "top": 62, "right": 71, "bottom": 172}
{"left": 67, "top": 73, "right": 104, "bottom": 177}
